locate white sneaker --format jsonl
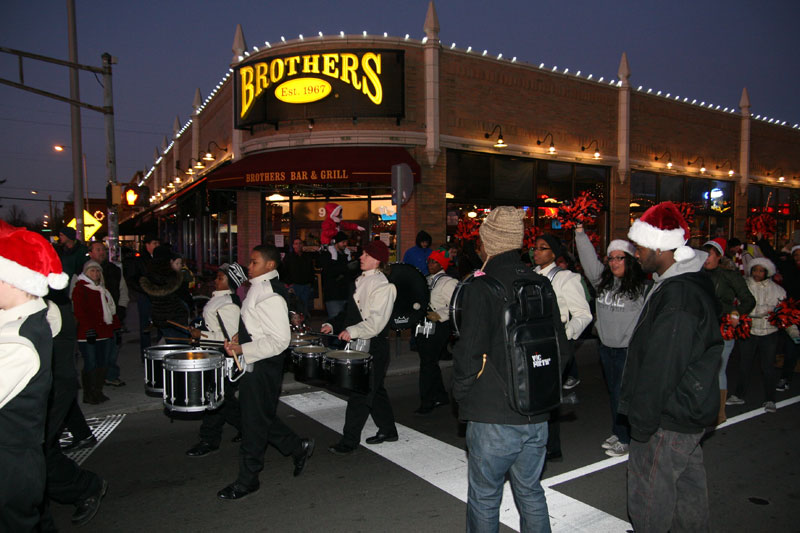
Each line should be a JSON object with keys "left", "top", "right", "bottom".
{"left": 726, "top": 395, "right": 745, "bottom": 405}
{"left": 601, "top": 435, "right": 619, "bottom": 450}
{"left": 563, "top": 377, "right": 580, "bottom": 390}
{"left": 605, "top": 441, "right": 629, "bottom": 457}
{"left": 763, "top": 401, "right": 777, "bottom": 413}
{"left": 776, "top": 379, "right": 790, "bottom": 392}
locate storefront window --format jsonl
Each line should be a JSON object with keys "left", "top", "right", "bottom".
{"left": 660, "top": 175, "right": 684, "bottom": 203}
{"left": 630, "top": 172, "right": 657, "bottom": 214}
{"left": 745, "top": 184, "right": 798, "bottom": 248}
{"left": 446, "top": 151, "right": 491, "bottom": 201}
{"left": 492, "top": 158, "right": 534, "bottom": 204}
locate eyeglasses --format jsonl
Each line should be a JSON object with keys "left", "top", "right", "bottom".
{"left": 531, "top": 246, "right": 551, "bottom": 252}
{"left": 608, "top": 255, "right": 626, "bottom": 262}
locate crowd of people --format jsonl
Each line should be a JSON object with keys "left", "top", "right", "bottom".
{"left": 2, "top": 200, "right": 800, "bottom": 531}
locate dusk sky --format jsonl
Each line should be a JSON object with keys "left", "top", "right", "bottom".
{"left": 2, "top": 0, "right": 798, "bottom": 225}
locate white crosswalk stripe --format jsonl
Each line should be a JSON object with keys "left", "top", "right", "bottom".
{"left": 281, "top": 391, "right": 630, "bottom": 532}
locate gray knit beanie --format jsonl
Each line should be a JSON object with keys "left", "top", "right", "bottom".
{"left": 479, "top": 206, "right": 525, "bottom": 257}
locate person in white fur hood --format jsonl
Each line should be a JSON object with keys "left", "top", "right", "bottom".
{"left": 728, "top": 257, "right": 785, "bottom": 412}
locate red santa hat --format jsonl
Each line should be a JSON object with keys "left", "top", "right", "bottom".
{"left": 627, "top": 202, "right": 696, "bottom": 262}
{"left": 0, "top": 220, "right": 68, "bottom": 296}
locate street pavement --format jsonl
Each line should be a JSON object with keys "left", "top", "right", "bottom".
{"left": 52, "top": 303, "right": 800, "bottom": 532}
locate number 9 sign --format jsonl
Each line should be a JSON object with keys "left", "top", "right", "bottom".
{"left": 318, "top": 207, "right": 327, "bottom": 219}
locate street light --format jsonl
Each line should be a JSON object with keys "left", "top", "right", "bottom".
{"left": 54, "top": 144, "right": 89, "bottom": 224}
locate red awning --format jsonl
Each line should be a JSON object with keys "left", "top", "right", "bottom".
{"left": 206, "top": 146, "right": 421, "bottom": 190}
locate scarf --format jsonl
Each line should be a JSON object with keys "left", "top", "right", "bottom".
{"left": 77, "top": 273, "right": 116, "bottom": 325}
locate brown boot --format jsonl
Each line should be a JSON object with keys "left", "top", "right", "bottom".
{"left": 94, "top": 368, "right": 110, "bottom": 403}
{"left": 82, "top": 371, "right": 99, "bottom": 405}
{"left": 718, "top": 389, "right": 727, "bottom": 425}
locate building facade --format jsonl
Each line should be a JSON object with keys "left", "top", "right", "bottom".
{"left": 127, "top": 2, "right": 800, "bottom": 270}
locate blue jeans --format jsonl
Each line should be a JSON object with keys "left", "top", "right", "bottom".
{"left": 719, "top": 339, "right": 735, "bottom": 389}
{"left": 291, "top": 283, "right": 313, "bottom": 316}
{"left": 325, "top": 300, "right": 346, "bottom": 322}
{"left": 77, "top": 339, "right": 114, "bottom": 372}
{"left": 136, "top": 292, "right": 152, "bottom": 358}
{"left": 628, "top": 428, "right": 709, "bottom": 532}
{"left": 598, "top": 344, "right": 630, "bottom": 444}
{"left": 466, "top": 422, "right": 550, "bottom": 533}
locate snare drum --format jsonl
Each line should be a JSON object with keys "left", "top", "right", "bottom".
{"left": 323, "top": 350, "right": 372, "bottom": 393}
{"left": 291, "top": 345, "right": 328, "bottom": 382}
{"left": 162, "top": 349, "right": 225, "bottom": 413}
{"left": 143, "top": 344, "right": 190, "bottom": 395}
{"left": 290, "top": 332, "right": 320, "bottom": 347}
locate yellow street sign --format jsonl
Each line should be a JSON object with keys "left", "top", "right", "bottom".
{"left": 66, "top": 210, "right": 103, "bottom": 240}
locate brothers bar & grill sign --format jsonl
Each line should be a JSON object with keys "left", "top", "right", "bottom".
{"left": 235, "top": 49, "right": 405, "bottom": 128}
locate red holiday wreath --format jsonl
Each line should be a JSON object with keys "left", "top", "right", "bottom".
{"left": 745, "top": 213, "right": 776, "bottom": 239}
{"left": 455, "top": 215, "right": 481, "bottom": 242}
{"left": 674, "top": 202, "right": 696, "bottom": 226}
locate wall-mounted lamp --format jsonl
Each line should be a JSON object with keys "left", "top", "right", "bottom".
{"left": 191, "top": 157, "right": 205, "bottom": 171}
{"left": 352, "top": 116, "right": 358, "bottom": 125}
{"left": 537, "top": 132, "right": 556, "bottom": 154}
{"left": 307, "top": 118, "right": 315, "bottom": 131}
{"left": 484, "top": 125, "right": 507, "bottom": 148}
{"left": 202, "top": 141, "right": 228, "bottom": 162}
{"left": 687, "top": 156, "right": 706, "bottom": 173}
{"left": 715, "top": 159, "right": 735, "bottom": 177}
{"left": 581, "top": 139, "right": 601, "bottom": 159}
{"left": 655, "top": 151, "right": 673, "bottom": 169}
{"left": 767, "top": 168, "right": 785, "bottom": 182}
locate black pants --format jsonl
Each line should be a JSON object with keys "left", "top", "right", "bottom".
{"left": 40, "top": 306, "right": 103, "bottom": 530}
{"left": 736, "top": 332, "right": 779, "bottom": 402}
{"left": 237, "top": 354, "right": 302, "bottom": 488}
{"left": 0, "top": 447, "right": 45, "bottom": 533}
{"left": 780, "top": 330, "right": 799, "bottom": 382}
{"left": 547, "top": 340, "right": 578, "bottom": 455}
{"left": 341, "top": 336, "right": 397, "bottom": 447}
{"left": 199, "top": 378, "right": 241, "bottom": 447}
{"left": 416, "top": 323, "right": 450, "bottom": 408}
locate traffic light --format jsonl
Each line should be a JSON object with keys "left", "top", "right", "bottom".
{"left": 122, "top": 185, "right": 149, "bottom": 207}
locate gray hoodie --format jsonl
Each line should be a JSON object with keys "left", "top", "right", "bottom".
{"left": 575, "top": 231, "right": 649, "bottom": 348}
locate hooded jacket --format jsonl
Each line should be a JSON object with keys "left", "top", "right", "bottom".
{"left": 139, "top": 260, "right": 191, "bottom": 327}
{"left": 703, "top": 265, "right": 755, "bottom": 317}
{"left": 452, "top": 250, "right": 570, "bottom": 425}
{"left": 402, "top": 230, "right": 433, "bottom": 275}
{"left": 746, "top": 276, "right": 786, "bottom": 336}
{"left": 618, "top": 251, "right": 723, "bottom": 441}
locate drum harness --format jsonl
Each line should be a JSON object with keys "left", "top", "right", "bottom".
{"left": 415, "top": 271, "right": 451, "bottom": 338}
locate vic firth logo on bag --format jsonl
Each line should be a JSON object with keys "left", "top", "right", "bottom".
{"left": 530, "top": 352, "right": 551, "bottom": 368}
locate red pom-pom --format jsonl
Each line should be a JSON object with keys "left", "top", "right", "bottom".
{"left": 768, "top": 298, "right": 800, "bottom": 328}
{"left": 557, "top": 191, "right": 601, "bottom": 230}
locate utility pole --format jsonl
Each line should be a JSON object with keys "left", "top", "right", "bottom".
{"left": 66, "top": 0, "right": 84, "bottom": 240}
{"left": 102, "top": 52, "right": 120, "bottom": 264}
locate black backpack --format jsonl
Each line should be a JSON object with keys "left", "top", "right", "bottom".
{"left": 478, "top": 270, "right": 566, "bottom": 416}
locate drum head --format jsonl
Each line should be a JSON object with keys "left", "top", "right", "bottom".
{"left": 163, "top": 349, "right": 224, "bottom": 370}
{"left": 291, "top": 333, "right": 319, "bottom": 344}
{"left": 144, "top": 344, "right": 192, "bottom": 360}
{"left": 293, "top": 345, "right": 328, "bottom": 356}
{"left": 386, "top": 263, "right": 429, "bottom": 331}
{"left": 325, "top": 350, "right": 371, "bottom": 362}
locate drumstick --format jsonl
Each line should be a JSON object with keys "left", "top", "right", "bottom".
{"left": 307, "top": 330, "right": 340, "bottom": 338}
{"left": 216, "top": 311, "right": 243, "bottom": 372}
{"left": 164, "top": 336, "right": 224, "bottom": 346}
{"left": 167, "top": 320, "right": 207, "bottom": 338}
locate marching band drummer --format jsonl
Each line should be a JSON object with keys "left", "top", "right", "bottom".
{"left": 322, "top": 240, "right": 398, "bottom": 455}
{"left": 217, "top": 245, "right": 314, "bottom": 501}
{"left": 184, "top": 262, "right": 248, "bottom": 458}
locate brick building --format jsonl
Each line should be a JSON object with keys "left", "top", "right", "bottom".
{"left": 128, "top": 1, "right": 800, "bottom": 271}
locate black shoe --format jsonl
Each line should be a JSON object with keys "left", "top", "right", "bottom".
{"left": 365, "top": 431, "right": 399, "bottom": 445}
{"left": 105, "top": 378, "right": 126, "bottom": 387}
{"left": 433, "top": 399, "right": 450, "bottom": 408}
{"left": 185, "top": 442, "right": 219, "bottom": 458}
{"left": 328, "top": 442, "right": 356, "bottom": 455}
{"left": 231, "top": 432, "right": 242, "bottom": 443}
{"left": 62, "top": 435, "right": 98, "bottom": 452}
{"left": 413, "top": 406, "right": 434, "bottom": 416}
{"left": 217, "top": 482, "right": 259, "bottom": 500}
{"left": 546, "top": 451, "right": 563, "bottom": 462}
{"left": 293, "top": 438, "right": 315, "bottom": 477}
{"left": 71, "top": 479, "right": 108, "bottom": 526}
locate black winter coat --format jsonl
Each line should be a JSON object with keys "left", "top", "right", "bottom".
{"left": 452, "top": 250, "right": 570, "bottom": 425}
{"left": 619, "top": 270, "right": 723, "bottom": 442}
{"left": 140, "top": 261, "right": 192, "bottom": 328}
